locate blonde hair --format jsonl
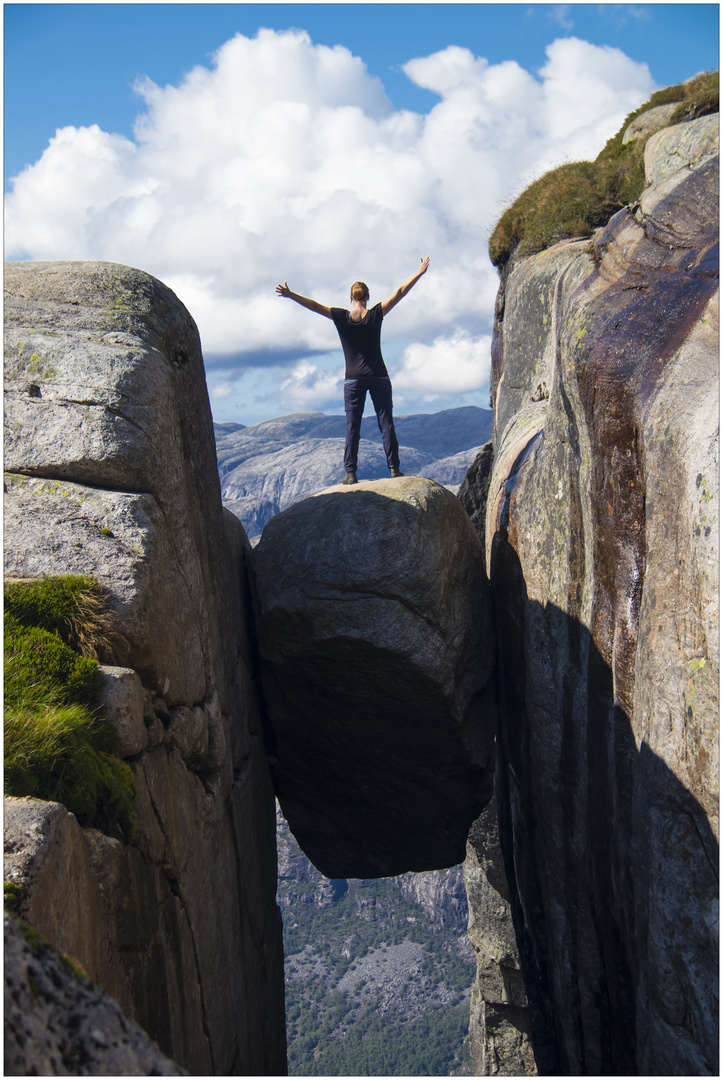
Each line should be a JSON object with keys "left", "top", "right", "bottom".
{"left": 350, "top": 281, "right": 369, "bottom": 302}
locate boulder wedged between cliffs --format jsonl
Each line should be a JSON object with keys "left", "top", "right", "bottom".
{"left": 250, "top": 475, "right": 497, "bottom": 879}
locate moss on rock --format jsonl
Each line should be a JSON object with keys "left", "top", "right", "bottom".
{"left": 4, "top": 577, "right": 136, "bottom": 841}
{"left": 4, "top": 574, "right": 124, "bottom": 662}
{"left": 489, "top": 71, "right": 719, "bottom": 269}
{"left": 4, "top": 881, "right": 26, "bottom": 914}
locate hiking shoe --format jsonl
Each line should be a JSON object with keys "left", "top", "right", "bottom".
{"left": 390, "top": 468, "right": 405, "bottom": 478}
{"left": 342, "top": 471, "right": 358, "bottom": 485}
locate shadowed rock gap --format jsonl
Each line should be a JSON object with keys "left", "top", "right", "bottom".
{"left": 492, "top": 535, "right": 718, "bottom": 1074}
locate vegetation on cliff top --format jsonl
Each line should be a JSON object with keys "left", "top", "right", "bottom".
{"left": 5, "top": 574, "right": 126, "bottom": 660}
{"left": 489, "top": 71, "right": 719, "bottom": 269}
{"left": 4, "top": 576, "right": 136, "bottom": 841}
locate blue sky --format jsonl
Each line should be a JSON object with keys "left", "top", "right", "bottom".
{"left": 5, "top": 4, "right": 719, "bottom": 424}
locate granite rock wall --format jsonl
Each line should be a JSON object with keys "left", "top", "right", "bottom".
{"left": 468, "top": 114, "right": 719, "bottom": 1074}
{"left": 4, "top": 913, "right": 187, "bottom": 1076}
{"left": 3, "top": 262, "right": 287, "bottom": 1075}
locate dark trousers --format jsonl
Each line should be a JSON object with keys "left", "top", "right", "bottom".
{"left": 343, "top": 377, "right": 400, "bottom": 474}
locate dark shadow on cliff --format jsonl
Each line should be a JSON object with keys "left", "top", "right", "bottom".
{"left": 489, "top": 531, "right": 719, "bottom": 1076}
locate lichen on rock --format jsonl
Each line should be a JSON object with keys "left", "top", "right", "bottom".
{"left": 3, "top": 261, "right": 286, "bottom": 1075}
{"left": 468, "top": 111, "right": 719, "bottom": 1075}
{"left": 4, "top": 912, "right": 187, "bottom": 1076}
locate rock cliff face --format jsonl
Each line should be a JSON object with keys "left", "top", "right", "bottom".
{"left": 464, "top": 799, "right": 535, "bottom": 1076}
{"left": 3, "top": 262, "right": 286, "bottom": 1074}
{"left": 250, "top": 476, "right": 497, "bottom": 878}
{"left": 4, "top": 914, "right": 186, "bottom": 1076}
{"left": 465, "top": 114, "right": 718, "bottom": 1074}
{"left": 392, "top": 865, "right": 468, "bottom": 929}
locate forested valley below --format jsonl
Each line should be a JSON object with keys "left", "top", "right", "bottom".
{"left": 277, "top": 810, "right": 475, "bottom": 1075}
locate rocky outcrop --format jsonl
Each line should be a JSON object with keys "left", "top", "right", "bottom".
{"left": 621, "top": 102, "right": 679, "bottom": 145}
{"left": 392, "top": 866, "right": 468, "bottom": 930}
{"left": 4, "top": 914, "right": 186, "bottom": 1076}
{"left": 251, "top": 476, "right": 497, "bottom": 878}
{"left": 3, "top": 262, "right": 286, "bottom": 1074}
{"left": 465, "top": 800, "right": 535, "bottom": 1076}
{"left": 468, "top": 113, "right": 719, "bottom": 1074}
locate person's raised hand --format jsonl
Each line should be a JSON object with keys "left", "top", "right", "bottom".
{"left": 419, "top": 256, "right": 430, "bottom": 275}
{"left": 276, "top": 281, "right": 292, "bottom": 298}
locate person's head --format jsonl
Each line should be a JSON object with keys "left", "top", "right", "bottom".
{"left": 350, "top": 281, "right": 370, "bottom": 304}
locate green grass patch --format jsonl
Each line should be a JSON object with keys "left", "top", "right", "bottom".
{"left": 4, "top": 577, "right": 136, "bottom": 841}
{"left": 4, "top": 574, "right": 125, "bottom": 662}
{"left": 4, "top": 703, "right": 136, "bottom": 841}
{"left": 5, "top": 616, "right": 103, "bottom": 707}
{"left": 489, "top": 71, "right": 719, "bottom": 268}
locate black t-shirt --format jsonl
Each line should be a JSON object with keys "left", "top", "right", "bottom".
{"left": 331, "top": 303, "right": 389, "bottom": 379}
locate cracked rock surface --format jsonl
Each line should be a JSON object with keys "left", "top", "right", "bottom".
{"left": 476, "top": 114, "right": 719, "bottom": 1074}
{"left": 464, "top": 798, "right": 536, "bottom": 1076}
{"left": 4, "top": 913, "right": 186, "bottom": 1076}
{"left": 251, "top": 475, "right": 497, "bottom": 878}
{"left": 3, "top": 262, "right": 286, "bottom": 1075}
{"left": 4, "top": 261, "right": 242, "bottom": 705}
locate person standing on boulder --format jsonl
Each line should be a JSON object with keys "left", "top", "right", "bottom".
{"left": 276, "top": 257, "right": 430, "bottom": 484}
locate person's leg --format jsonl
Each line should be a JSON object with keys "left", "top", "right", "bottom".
{"left": 369, "top": 378, "right": 400, "bottom": 472}
{"left": 343, "top": 379, "right": 366, "bottom": 475}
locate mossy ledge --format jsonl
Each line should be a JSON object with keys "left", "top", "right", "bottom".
{"left": 4, "top": 573, "right": 126, "bottom": 662}
{"left": 489, "top": 71, "right": 719, "bottom": 269}
{"left": 4, "top": 576, "right": 136, "bottom": 841}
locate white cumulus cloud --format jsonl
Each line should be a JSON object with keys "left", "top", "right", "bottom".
{"left": 279, "top": 359, "right": 342, "bottom": 411}
{"left": 394, "top": 331, "right": 493, "bottom": 398}
{"left": 5, "top": 29, "right": 655, "bottom": 419}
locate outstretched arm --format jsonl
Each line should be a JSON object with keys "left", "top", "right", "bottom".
{"left": 276, "top": 282, "right": 333, "bottom": 319}
{"left": 381, "top": 256, "right": 430, "bottom": 316}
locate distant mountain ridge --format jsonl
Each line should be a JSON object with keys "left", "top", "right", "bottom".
{"left": 215, "top": 405, "right": 493, "bottom": 540}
